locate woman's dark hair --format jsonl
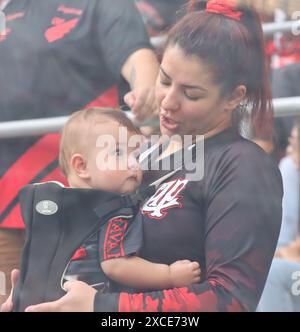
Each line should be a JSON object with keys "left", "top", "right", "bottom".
{"left": 166, "top": 0, "right": 273, "bottom": 138}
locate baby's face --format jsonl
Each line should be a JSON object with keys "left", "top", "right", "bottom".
{"left": 85, "top": 121, "right": 143, "bottom": 194}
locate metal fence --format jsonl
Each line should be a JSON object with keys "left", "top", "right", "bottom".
{"left": 1, "top": 97, "right": 300, "bottom": 139}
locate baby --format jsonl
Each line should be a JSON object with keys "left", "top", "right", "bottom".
{"left": 60, "top": 107, "right": 200, "bottom": 290}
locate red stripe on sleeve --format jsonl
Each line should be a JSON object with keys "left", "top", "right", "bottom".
{"left": 0, "top": 166, "right": 68, "bottom": 229}
{"left": 0, "top": 134, "right": 60, "bottom": 216}
{"left": 85, "top": 86, "right": 119, "bottom": 108}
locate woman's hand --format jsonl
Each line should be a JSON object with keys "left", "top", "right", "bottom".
{"left": 25, "top": 281, "right": 97, "bottom": 312}
{"left": 1, "top": 269, "right": 19, "bottom": 312}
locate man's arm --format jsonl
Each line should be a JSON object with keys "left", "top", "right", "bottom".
{"left": 121, "top": 48, "right": 159, "bottom": 121}
{"left": 95, "top": 0, "right": 159, "bottom": 121}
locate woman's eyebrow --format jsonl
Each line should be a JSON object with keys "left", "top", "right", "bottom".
{"left": 160, "top": 66, "right": 171, "bottom": 79}
{"left": 160, "top": 66, "right": 207, "bottom": 92}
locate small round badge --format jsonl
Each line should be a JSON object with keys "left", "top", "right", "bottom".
{"left": 36, "top": 200, "right": 58, "bottom": 215}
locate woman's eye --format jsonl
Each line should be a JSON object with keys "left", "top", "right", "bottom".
{"left": 184, "top": 91, "right": 201, "bottom": 101}
{"left": 160, "top": 80, "right": 171, "bottom": 86}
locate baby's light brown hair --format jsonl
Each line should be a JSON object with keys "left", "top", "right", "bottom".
{"left": 59, "top": 107, "right": 141, "bottom": 177}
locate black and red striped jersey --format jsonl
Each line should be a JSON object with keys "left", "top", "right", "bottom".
{"left": 94, "top": 128, "right": 283, "bottom": 312}
{"left": 0, "top": 0, "right": 151, "bottom": 228}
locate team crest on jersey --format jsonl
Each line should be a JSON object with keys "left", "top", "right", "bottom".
{"left": 142, "top": 178, "right": 189, "bottom": 220}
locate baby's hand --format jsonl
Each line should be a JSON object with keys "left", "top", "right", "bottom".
{"left": 169, "top": 260, "right": 201, "bottom": 288}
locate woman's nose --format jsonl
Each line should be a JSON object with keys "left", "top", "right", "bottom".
{"left": 161, "top": 88, "right": 180, "bottom": 112}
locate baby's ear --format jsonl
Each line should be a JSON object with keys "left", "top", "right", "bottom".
{"left": 70, "top": 154, "right": 90, "bottom": 179}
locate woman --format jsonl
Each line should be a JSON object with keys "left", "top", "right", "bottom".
{"left": 2, "top": 0, "right": 282, "bottom": 312}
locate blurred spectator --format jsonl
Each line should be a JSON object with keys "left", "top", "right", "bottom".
{"left": 272, "top": 62, "right": 300, "bottom": 160}
{"left": 0, "top": 0, "right": 159, "bottom": 305}
{"left": 258, "top": 122, "right": 300, "bottom": 312}
{"left": 135, "top": 0, "right": 187, "bottom": 36}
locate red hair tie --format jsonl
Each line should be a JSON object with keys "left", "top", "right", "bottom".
{"left": 206, "top": 0, "right": 242, "bottom": 21}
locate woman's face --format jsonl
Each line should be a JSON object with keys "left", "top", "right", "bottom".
{"left": 156, "top": 45, "right": 236, "bottom": 138}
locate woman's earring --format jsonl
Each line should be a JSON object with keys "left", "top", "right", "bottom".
{"left": 238, "top": 101, "right": 251, "bottom": 139}
{"left": 238, "top": 101, "right": 248, "bottom": 115}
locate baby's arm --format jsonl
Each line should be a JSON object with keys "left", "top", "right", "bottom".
{"left": 101, "top": 257, "right": 201, "bottom": 290}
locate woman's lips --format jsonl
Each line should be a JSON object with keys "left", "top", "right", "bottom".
{"left": 160, "top": 115, "right": 180, "bottom": 132}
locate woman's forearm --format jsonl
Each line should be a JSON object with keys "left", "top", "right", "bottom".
{"left": 94, "top": 280, "right": 245, "bottom": 312}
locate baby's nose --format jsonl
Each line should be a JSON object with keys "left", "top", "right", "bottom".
{"left": 128, "top": 154, "right": 140, "bottom": 170}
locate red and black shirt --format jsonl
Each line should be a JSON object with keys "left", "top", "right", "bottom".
{"left": 94, "top": 128, "right": 283, "bottom": 312}
{"left": 0, "top": 0, "right": 151, "bottom": 228}
{"left": 66, "top": 214, "right": 143, "bottom": 287}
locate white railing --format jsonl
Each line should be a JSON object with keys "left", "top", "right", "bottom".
{"left": 1, "top": 98, "right": 300, "bottom": 139}
{"left": 263, "top": 20, "right": 300, "bottom": 37}
{"left": 0, "top": 111, "right": 156, "bottom": 139}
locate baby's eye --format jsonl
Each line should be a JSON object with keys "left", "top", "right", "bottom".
{"left": 132, "top": 150, "right": 140, "bottom": 160}
{"left": 115, "top": 148, "right": 123, "bottom": 157}
{"left": 109, "top": 147, "right": 124, "bottom": 157}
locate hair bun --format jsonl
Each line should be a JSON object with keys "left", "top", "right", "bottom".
{"left": 188, "top": 0, "right": 207, "bottom": 13}
{"left": 206, "top": 1, "right": 242, "bottom": 21}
